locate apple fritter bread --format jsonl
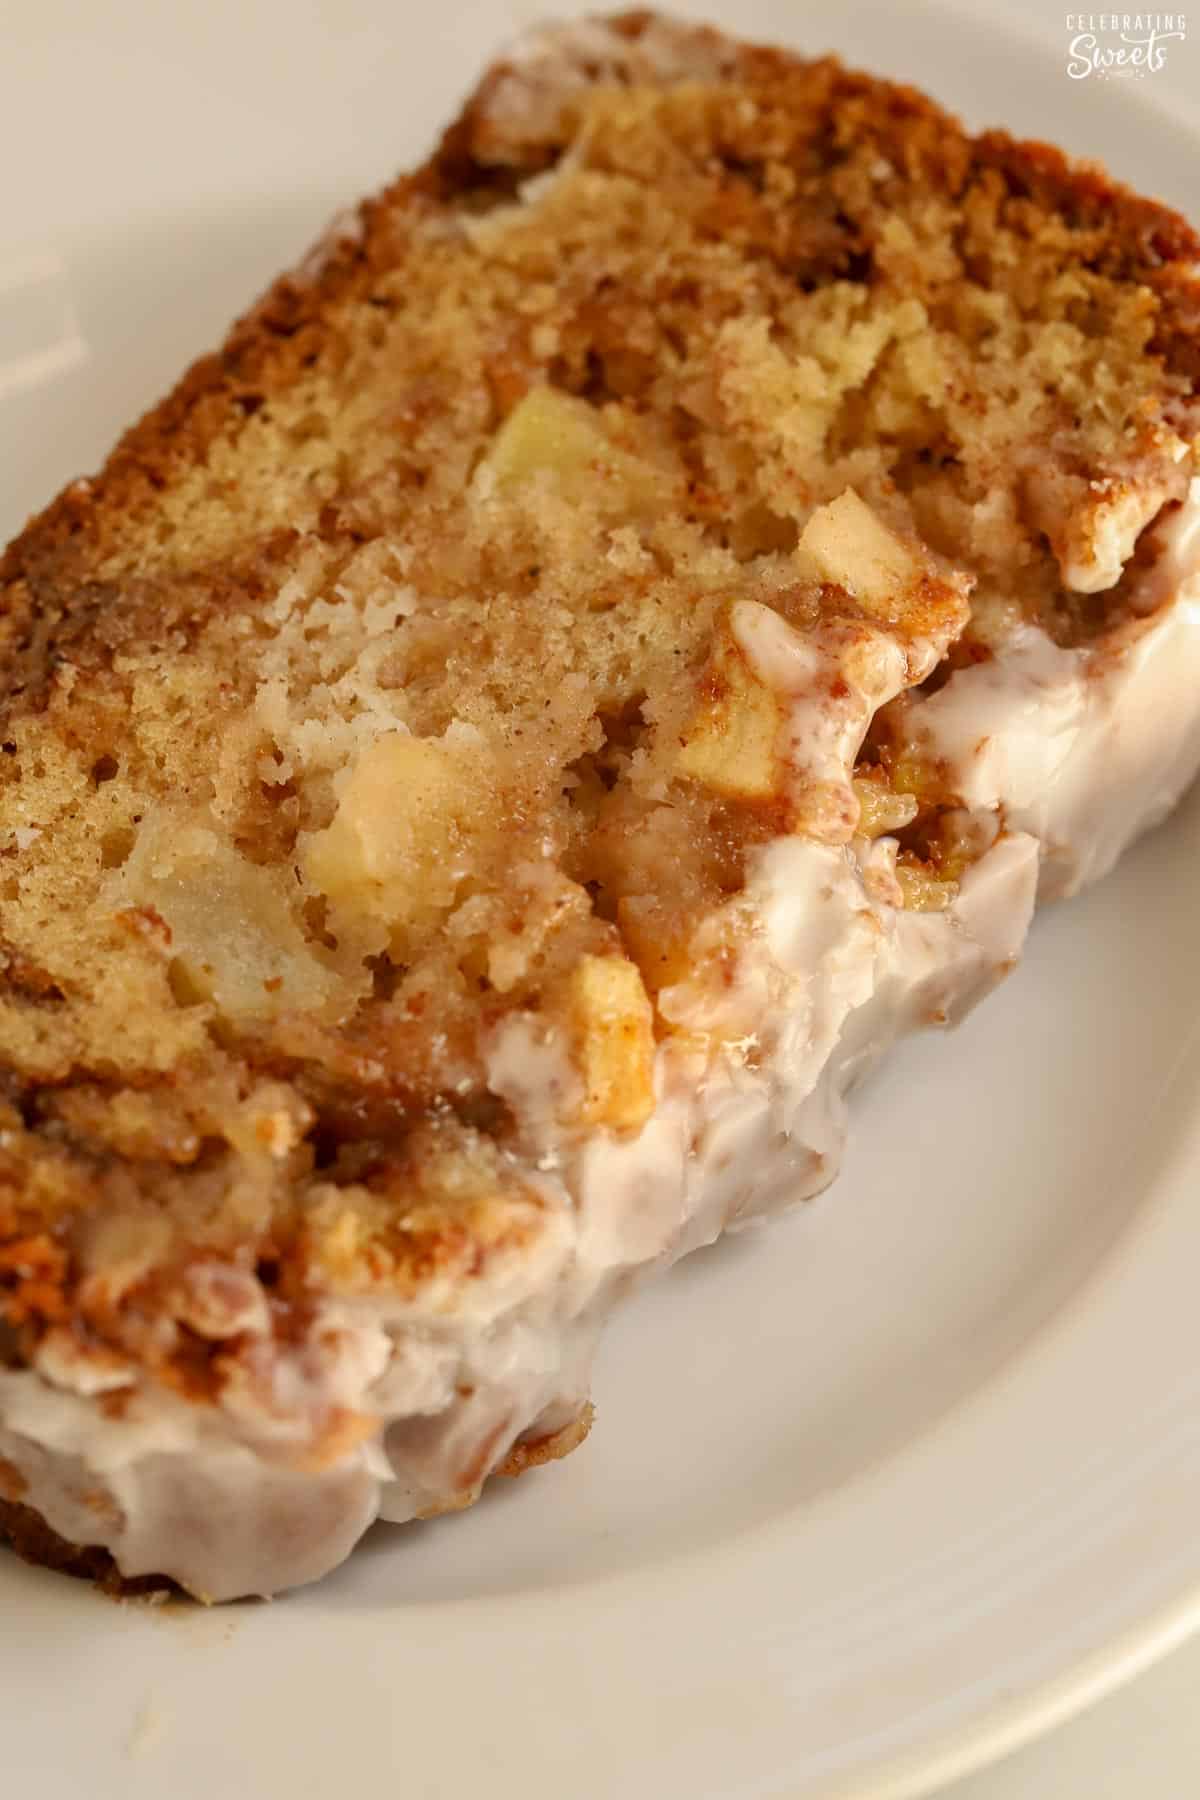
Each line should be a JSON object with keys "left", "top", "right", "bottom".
{"left": 1, "top": 11, "right": 1198, "bottom": 1598}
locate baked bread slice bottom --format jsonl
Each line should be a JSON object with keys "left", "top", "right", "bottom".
{"left": 1, "top": 12, "right": 1198, "bottom": 1599}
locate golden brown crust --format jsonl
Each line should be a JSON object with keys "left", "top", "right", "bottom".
{"left": 0, "top": 1493, "right": 175, "bottom": 1597}
{"left": 494, "top": 1402, "right": 595, "bottom": 1477}
{"left": 444, "top": 11, "right": 1200, "bottom": 360}
{"left": 4, "top": 10, "right": 1197, "bottom": 617}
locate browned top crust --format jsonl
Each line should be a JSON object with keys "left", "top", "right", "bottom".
{"left": 6, "top": 11, "right": 1198, "bottom": 614}
{"left": 0, "top": 12, "right": 1197, "bottom": 1407}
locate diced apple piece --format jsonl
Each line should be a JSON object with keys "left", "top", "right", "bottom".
{"left": 485, "top": 387, "right": 607, "bottom": 485}
{"left": 801, "top": 488, "right": 921, "bottom": 610}
{"left": 118, "top": 819, "right": 337, "bottom": 1020}
{"left": 565, "top": 954, "right": 656, "bottom": 1131}
{"left": 676, "top": 638, "right": 782, "bottom": 800}
{"left": 303, "top": 732, "right": 478, "bottom": 952}
{"left": 887, "top": 744, "right": 943, "bottom": 807}
{"left": 851, "top": 774, "right": 919, "bottom": 838}
{"left": 895, "top": 858, "right": 957, "bottom": 912}
{"left": 616, "top": 895, "right": 696, "bottom": 995}
{"left": 481, "top": 386, "right": 654, "bottom": 512}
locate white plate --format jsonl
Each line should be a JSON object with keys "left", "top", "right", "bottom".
{"left": 3, "top": 3, "right": 1200, "bottom": 1795}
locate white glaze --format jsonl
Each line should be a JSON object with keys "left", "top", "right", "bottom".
{"left": 915, "top": 482, "right": 1200, "bottom": 898}
{"left": 733, "top": 600, "right": 911, "bottom": 841}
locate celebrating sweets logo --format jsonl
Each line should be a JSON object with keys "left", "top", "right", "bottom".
{"left": 1066, "top": 12, "right": 1187, "bottom": 77}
